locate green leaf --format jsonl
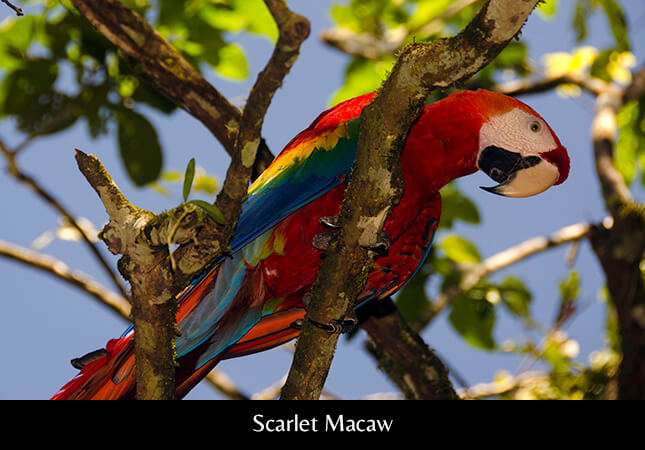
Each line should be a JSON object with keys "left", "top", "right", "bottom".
{"left": 440, "top": 235, "right": 481, "bottom": 264}
{"left": 193, "top": 174, "right": 219, "bottom": 195}
{"left": 597, "top": 0, "right": 629, "bottom": 51}
{"left": 330, "top": 57, "right": 395, "bottom": 106}
{"left": 213, "top": 43, "right": 248, "bottom": 80}
{"left": 395, "top": 263, "right": 431, "bottom": 323}
{"left": 449, "top": 295, "right": 496, "bottom": 350}
{"left": 536, "top": 0, "right": 558, "bottom": 19}
{"left": 615, "top": 99, "right": 645, "bottom": 186}
{"left": 116, "top": 108, "right": 163, "bottom": 186}
{"left": 559, "top": 269, "right": 580, "bottom": 303}
{"left": 438, "top": 183, "right": 480, "bottom": 228}
{"left": 183, "top": 158, "right": 195, "bottom": 202}
{"left": 188, "top": 200, "right": 226, "bottom": 224}
{"left": 499, "top": 276, "right": 532, "bottom": 318}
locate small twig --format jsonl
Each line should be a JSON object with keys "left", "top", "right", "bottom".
{"left": 494, "top": 72, "right": 609, "bottom": 98}
{"left": 0, "top": 239, "right": 130, "bottom": 318}
{"left": 2, "top": 0, "right": 23, "bottom": 16}
{"left": 203, "top": 370, "right": 249, "bottom": 400}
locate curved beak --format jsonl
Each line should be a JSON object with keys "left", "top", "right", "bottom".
{"left": 478, "top": 145, "right": 560, "bottom": 198}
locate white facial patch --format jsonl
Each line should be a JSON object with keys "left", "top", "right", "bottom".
{"left": 477, "top": 108, "right": 558, "bottom": 159}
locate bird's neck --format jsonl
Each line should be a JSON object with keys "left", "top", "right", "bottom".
{"left": 401, "top": 97, "right": 483, "bottom": 202}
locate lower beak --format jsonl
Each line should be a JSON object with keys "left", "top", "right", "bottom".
{"left": 478, "top": 145, "right": 559, "bottom": 198}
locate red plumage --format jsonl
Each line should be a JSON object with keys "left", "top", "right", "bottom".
{"left": 52, "top": 90, "right": 568, "bottom": 399}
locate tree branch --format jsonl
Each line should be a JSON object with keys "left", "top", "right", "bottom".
{"left": 280, "top": 0, "right": 541, "bottom": 400}
{"left": 0, "top": 239, "right": 130, "bottom": 318}
{"left": 69, "top": 0, "right": 274, "bottom": 178}
{"left": 358, "top": 298, "right": 459, "bottom": 399}
{"left": 2, "top": 0, "right": 22, "bottom": 16}
{"left": 0, "top": 138, "right": 129, "bottom": 300}
{"left": 586, "top": 63, "right": 645, "bottom": 400}
{"left": 75, "top": 150, "right": 180, "bottom": 399}
{"left": 214, "top": 0, "right": 309, "bottom": 236}
{"left": 71, "top": 0, "right": 308, "bottom": 399}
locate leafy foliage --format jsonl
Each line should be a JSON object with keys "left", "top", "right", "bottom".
{"left": 0, "top": 0, "right": 275, "bottom": 187}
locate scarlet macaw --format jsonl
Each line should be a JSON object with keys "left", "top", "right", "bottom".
{"left": 52, "top": 89, "right": 569, "bottom": 399}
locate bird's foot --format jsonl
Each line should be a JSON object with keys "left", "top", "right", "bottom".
{"left": 312, "top": 215, "right": 391, "bottom": 258}
{"left": 300, "top": 292, "right": 358, "bottom": 334}
{"left": 311, "top": 215, "right": 341, "bottom": 252}
{"left": 364, "top": 229, "right": 391, "bottom": 258}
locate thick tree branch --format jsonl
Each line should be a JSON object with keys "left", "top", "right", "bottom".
{"left": 71, "top": 0, "right": 308, "bottom": 399}
{"left": 281, "top": 0, "right": 541, "bottom": 400}
{"left": 358, "top": 298, "right": 459, "bottom": 399}
{"left": 75, "top": 150, "right": 180, "bottom": 399}
{"left": 69, "top": 0, "right": 274, "bottom": 178}
{"left": 586, "top": 64, "right": 645, "bottom": 400}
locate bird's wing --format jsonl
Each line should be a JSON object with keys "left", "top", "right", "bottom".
{"left": 230, "top": 93, "right": 375, "bottom": 252}
{"left": 173, "top": 94, "right": 376, "bottom": 364}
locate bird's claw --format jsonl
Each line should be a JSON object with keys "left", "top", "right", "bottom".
{"left": 311, "top": 215, "right": 341, "bottom": 252}
{"left": 308, "top": 315, "right": 357, "bottom": 334}
{"left": 313, "top": 215, "right": 390, "bottom": 258}
{"left": 319, "top": 215, "right": 340, "bottom": 229}
{"left": 312, "top": 231, "right": 335, "bottom": 251}
{"left": 301, "top": 292, "right": 357, "bottom": 334}
{"left": 364, "top": 229, "right": 391, "bottom": 258}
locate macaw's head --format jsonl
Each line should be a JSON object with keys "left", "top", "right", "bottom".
{"left": 469, "top": 90, "right": 569, "bottom": 198}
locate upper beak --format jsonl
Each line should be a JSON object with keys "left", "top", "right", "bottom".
{"left": 478, "top": 145, "right": 560, "bottom": 198}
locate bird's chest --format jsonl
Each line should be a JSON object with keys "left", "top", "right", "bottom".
{"left": 255, "top": 181, "right": 436, "bottom": 299}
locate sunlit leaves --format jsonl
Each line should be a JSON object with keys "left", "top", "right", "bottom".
{"left": 330, "top": 57, "right": 395, "bottom": 105}
{"left": 616, "top": 99, "right": 645, "bottom": 187}
{"left": 213, "top": 43, "right": 249, "bottom": 80}
{"left": 440, "top": 234, "right": 481, "bottom": 265}
{"left": 542, "top": 45, "right": 636, "bottom": 98}
{"left": 0, "top": 0, "right": 272, "bottom": 187}
{"left": 536, "top": 0, "right": 559, "bottom": 19}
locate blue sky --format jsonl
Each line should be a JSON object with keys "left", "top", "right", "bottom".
{"left": 1, "top": 1, "right": 644, "bottom": 399}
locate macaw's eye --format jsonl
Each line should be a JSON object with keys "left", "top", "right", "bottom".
{"left": 529, "top": 121, "right": 542, "bottom": 133}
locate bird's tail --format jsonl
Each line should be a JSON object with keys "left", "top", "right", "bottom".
{"left": 51, "top": 265, "right": 304, "bottom": 400}
{"left": 50, "top": 330, "right": 137, "bottom": 400}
